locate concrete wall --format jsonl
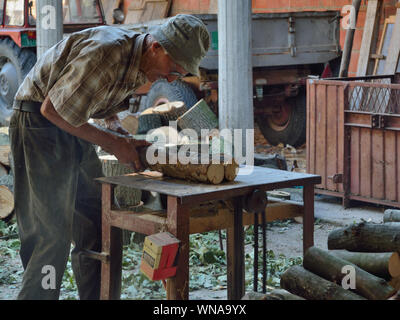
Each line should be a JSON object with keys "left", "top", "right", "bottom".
{"left": 170, "top": 0, "right": 398, "bottom": 77}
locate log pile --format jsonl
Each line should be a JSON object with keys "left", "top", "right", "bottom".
{"left": 139, "top": 147, "right": 239, "bottom": 185}
{"left": 0, "top": 129, "right": 13, "bottom": 221}
{"left": 279, "top": 220, "right": 400, "bottom": 300}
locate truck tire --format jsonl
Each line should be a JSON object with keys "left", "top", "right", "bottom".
{"left": 0, "top": 38, "right": 36, "bottom": 125}
{"left": 256, "top": 90, "right": 306, "bottom": 148}
{"left": 143, "top": 79, "right": 198, "bottom": 113}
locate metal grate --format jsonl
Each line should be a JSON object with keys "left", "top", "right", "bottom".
{"left": 348, "top": 79, "right": 400, "bottom": 114}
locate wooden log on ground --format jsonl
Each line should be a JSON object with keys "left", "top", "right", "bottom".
{"left": 383, "top": 209, "right": 400, "bottom": 223}
{"left": 329, "top": 250, "right": 400, "bottom": 280}
{"left": 153, "top": 101, "right": 187, "bottom": 125}
{"left": 242, "top": 289, "right": 305, "bottom": 300}
{"left": 328, "top": 222, "right": 400, "bottom": 253}
{"left": 0, "top": 185, "right": 14, "bottom": 220}
{"left": 304, "top": 246, "right": 396, "bottom": 300}
{"left": 177, "top": 99, "right": 218, "bottom": 136}
{"left": 280, "top": 265, "right": 366, "bottom": 300}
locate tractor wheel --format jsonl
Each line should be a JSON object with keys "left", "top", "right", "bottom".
{"left": 0, "top": 38, "right": 36, "bottom": 125}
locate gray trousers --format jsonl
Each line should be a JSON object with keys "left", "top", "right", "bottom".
{"left": 9, "top": 110, "right": 103, "bottom": 300}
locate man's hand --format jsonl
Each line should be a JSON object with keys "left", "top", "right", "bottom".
{"left": 104, "top": 114, "right": 130, "bottom": 135}
{"left": 112, "top": 137, "right": 152, "bottom": 172}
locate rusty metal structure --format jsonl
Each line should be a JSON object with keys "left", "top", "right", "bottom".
{"left": 307, "top": 74, "right": 400, "bottom": 208}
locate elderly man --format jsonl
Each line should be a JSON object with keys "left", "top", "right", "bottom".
{"left": 9, "top": 14, "right": 210, "bottom": 300}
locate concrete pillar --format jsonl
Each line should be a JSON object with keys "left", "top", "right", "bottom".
{"left": 218, "top": 0, "right": 254, "bottom": 159}
{"left": 36, "top": 0, "right": 63, "bottom": 59}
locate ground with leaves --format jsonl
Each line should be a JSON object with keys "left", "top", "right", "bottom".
{"left": 0, "top": 217, "right": 337, "bottom": 300}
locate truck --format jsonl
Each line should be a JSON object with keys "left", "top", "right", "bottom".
{"left": 125, "top": 11, "right": 342, "bottom": 147}
{"left": 0, "top": 0, "right": 342, "bottom": 148}
{"left": 0, "top": 0, "right": 106, "bottom": 124}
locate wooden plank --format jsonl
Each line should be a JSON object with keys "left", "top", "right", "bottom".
{"left": 350, "top": 127, "right": 361, "bottom": 196}
{"left": 373, "top": 15, "right": 396, "bottom": 75}
{"left": 100, "top": 0, "right": 120, "bottom": 24}
{"left": 100, "top": 184, "right": 123, "bottom": 300}
{"left": 315, "top": 84, "right": 327, "bottom": 188}
{"left": 357, "top": 0, "right": 382, "bottom": 76}
{"left": 306, "top": 80, "right": 317, "bottom": 174}
{"left": 383, "top": 2, "right": 400, "bottom": 75}
{"left": 166, "top": 196, "right": 189, "bottom": 300}
{"left": 123, "top": 0, "right": 171, "bottom": 24}
{"left": 337, "top": 86, "right": 345, "bottom": 194}
{"left": 371, "top": 129, "right": 385, "bottom": 199}
{"left": 326, "top": 85, "right": 339, "bottom": 191}
{"left": 384, "top": 130, "right": 397, "bottom": 201}
{"left": 360, "top": 128, "right": 372, "bottom": 198}
{"left": 108, "top": 201, "right": 303, "bottom": 235}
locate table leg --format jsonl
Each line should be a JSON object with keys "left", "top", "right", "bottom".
{"left": 303, "top": 183, "right": 315, "bottom": 255}
{"left": 166, "top": 196, "right": 189, "bottom": 300}
{"left": 227, "top": 197, "right": 245, "bottom": 300}
{"left": 100, "top": 183, "right": 123, "bottom": 300}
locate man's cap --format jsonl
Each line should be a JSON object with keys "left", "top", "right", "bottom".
{"left": 149, "top": 14, "right": 210, "bottom": 77}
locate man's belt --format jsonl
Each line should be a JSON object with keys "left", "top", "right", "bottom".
{"left": 13, "top": 100, "right": 42, "bottom": 113}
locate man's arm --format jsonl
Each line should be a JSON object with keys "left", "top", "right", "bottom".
{"left": 40, "top": 95, "right": 148, "bottom": 171}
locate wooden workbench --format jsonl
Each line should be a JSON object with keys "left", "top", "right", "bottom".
{"left": 96, "top": 166, "right": 321, "bottom": 300}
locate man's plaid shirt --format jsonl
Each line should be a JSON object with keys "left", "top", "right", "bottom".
{"left": 15, "top": 26, "right": 148, "bottom": 127}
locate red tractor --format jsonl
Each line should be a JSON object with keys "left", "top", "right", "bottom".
{"left": 0, "top": 0, "right": 106, "bottom": 124}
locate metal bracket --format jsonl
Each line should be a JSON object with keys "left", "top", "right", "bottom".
{"left": 371, "top": 114, "right": 386, "bottom": 128}
{"left": 288, "top": 16, "right": 296, "bottom": 57}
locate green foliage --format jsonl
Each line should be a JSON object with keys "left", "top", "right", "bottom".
{"left": 0, "top": 222, "right": 302, "bottom": 299}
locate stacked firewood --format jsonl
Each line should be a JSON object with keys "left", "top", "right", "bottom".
{"left": 279, "top": 214, "right": 400, "bottom": 300}
{"left": 0, "top": 128, "right": 13, "bottom": 222}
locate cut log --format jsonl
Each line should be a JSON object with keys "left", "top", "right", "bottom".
{"left": 383, "top": 209, "right": 400, "bottom": 223}
{"left": 0, "top": 145, "right": 11, "bottom": 166}
{"left": 177, "top": 99, "right": 218, "bottom": 136}
{"left": 141, "top": 148, "right": 238, "bottom": 184}
{"left": 137, "top": 113, "right": 162, "bottom": 134}
{"left": 0, "top": 185, "right": 14, "bottom": 220}
{"left": 100, "top": 155, "right": 142, "bottom": 208}
{"left": 153, "top": 101, "right": 187, "bottom": 125}
{"left": 304, "top": 246, "right": 396, "bottom": 300}
{"left": 280, "top": 265, "right": 366, "bottom": 300}
{"left": 119, "top": 113, "right": 139, "bottom": 135}
{"left": 329, "top": 250, "right": 400, "bottom": 280}
{"left": 242, "top": 289, "right": 305, "bottom": 300}
{"left": 328, "top": 222, "right": 400, "bottom": 253}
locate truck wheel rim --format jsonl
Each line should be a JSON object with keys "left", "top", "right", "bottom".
{"left": 268, "top": 102, "right": 291, "bottom": 132}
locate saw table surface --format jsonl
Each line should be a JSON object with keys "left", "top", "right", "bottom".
{"left": 96, "top": 166, "right": 321, "bottom": 203}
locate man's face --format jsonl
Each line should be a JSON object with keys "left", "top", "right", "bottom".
{"left": 146, "top": 42, "right": 188, "bottom": 83}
